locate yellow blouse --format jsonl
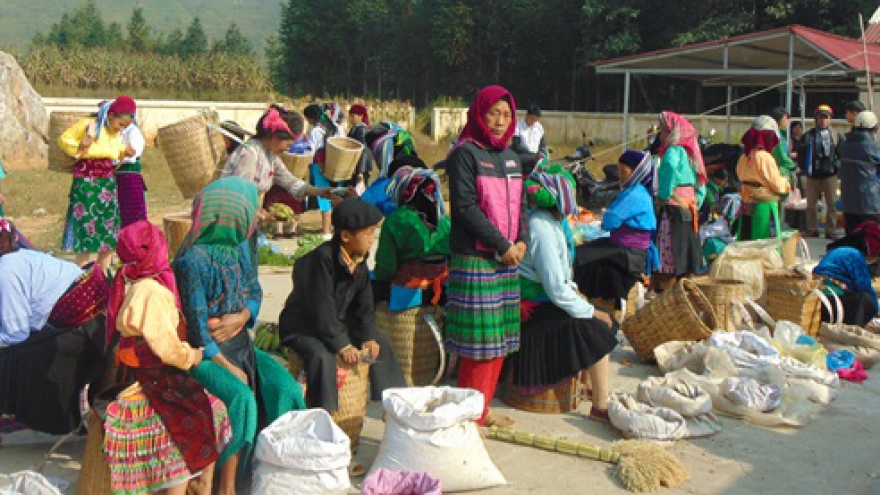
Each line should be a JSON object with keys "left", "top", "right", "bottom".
{"left": 736, "top": 150, "right": 791, "bottom": 204}
{"left": 57, "top": 118, "right": 127, "bottom": 161}
{"left": 116, "top": 278, "right": 201, "bottom": 371}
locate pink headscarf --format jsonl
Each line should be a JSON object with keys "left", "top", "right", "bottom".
{"left": 741, "top": 128, "right": 780, "bottom": 157}
{"left": 349, "top": 104, "right": 370, "bottom": 126}
{"left": 107, "top": 221, "right": 181, "bottom": 344}
{"left": 261, "top": 107, "right": 294, "bottom": 136}
{"left": 457, "top": 85, "right": 517, "bottom": 150}
{"left": 658, "top": 111, "right": 707, "bottom": 186}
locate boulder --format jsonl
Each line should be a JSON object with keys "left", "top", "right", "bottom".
{"left": 0, "top": 51, "right": 48, "bottom": 170}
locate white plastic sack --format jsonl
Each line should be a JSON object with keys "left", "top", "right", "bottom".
{"left": 708, "top": 331, "right": 780, "bottom": 369}
{"left": 252, "top": 409, "right": 351, "bottom": 495}
{"left": 710, "top": 239, "right": 783, "bottom": 298}
{"left": 7, "top": 472, "right": 62, "bottom": 495}
{"left": 369, "top": 387, "right": 506, "bottom": 492}
{"left": 721, "top": 377, "right": 781, "bottom": 412}
{"left": 608, "top": 392, "right": 720, "bottom": 440}
{"left": 636, "top": 377, "right": 713, "bottom": 417}
{"left": 654, "top": 340, "right": 709, "bottom": 374}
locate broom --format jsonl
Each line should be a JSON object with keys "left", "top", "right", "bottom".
{"left": 486, "top": 426, "right": 689, "bottom": 492}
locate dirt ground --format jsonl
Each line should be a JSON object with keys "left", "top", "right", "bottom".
{"left": 2, "top": 238, "right": 880, "bottom": 495}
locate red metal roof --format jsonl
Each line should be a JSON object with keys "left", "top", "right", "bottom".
{"left": 590, "top": 24, "right": 880, "bottom": 75}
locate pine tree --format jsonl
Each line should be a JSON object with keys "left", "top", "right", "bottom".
{"left": 127, "top": 6, "right": 151, "bottom": 52}
{"left": 181, "top": 17, "right": 208, "bottom": 58}
{"left": 215, "top": 22, "right": 254, "bottom": 56}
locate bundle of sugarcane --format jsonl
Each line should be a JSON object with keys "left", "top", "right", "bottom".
{"left": 486, "top": 426, "right": 689, "bottom": 492}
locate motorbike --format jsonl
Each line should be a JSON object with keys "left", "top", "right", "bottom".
{"left": 565, "top": 131, "right": 620, "bottom": 208}
{"left": 699, "top": 128, "right": 743, "bottom": 189}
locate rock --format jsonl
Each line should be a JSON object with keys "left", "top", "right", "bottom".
{"left": 0, "top": 51, "right": 48, "bottom": 171}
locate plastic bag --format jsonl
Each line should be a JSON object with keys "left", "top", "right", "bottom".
{"left": 8, "top": 472, "right": 63, "bottom": 495}
{"left": 721, "top": 377, "right": 781, "bottom": 412}
{"left": 654, "top": 341, "right": 708, "bottom": 374}
{"left": 608, "top": 392, "right": 721, "bottom": 440}
{"left": 771, "top": 321, "right": 829, "bottom": 370}
{"left": 710, "top": 239, "right": 783, "bottom": 298}
{"left": 252, "top": 410, "right": 351, "bottom": 495}
{"left": 361, "top": 468, "right": 442, "bottom": 495}
{"left": 699, "top": 218, "right": 731, "bottom": 242}
{"left": 708, "top": 331, "right": 781, "bottom": 369}
{"left": 369, "top": 387, "right": 506, "bottom": 492}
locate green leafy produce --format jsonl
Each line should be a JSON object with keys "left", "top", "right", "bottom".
{"left": 257, "top": 233, "right": 326, "bottom": 267}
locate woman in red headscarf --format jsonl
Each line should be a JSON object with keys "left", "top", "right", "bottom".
{"left": 348, "top": 104, "right": 374, "bottom": 187}
{"left": 736, "top": 123, "right": 791, "bottom": 240}
{"left": 58, "top": 95, "right": 138, "bottom": 271}
{"left": 445, "top": 86, "right": 527, "bottom": 428}
{"left": 104, "top": 221, "right": 231, "bottom": 495}
{"left": 654, "top": 111, "right": 707, "bottom": 287}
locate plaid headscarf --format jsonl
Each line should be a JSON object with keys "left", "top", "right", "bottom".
{"left": 525, "top": 165, "right": 578, "bottom": 217}
{"left": 619, "top": 150, "right": 656, "bottom": 194}
{"left": 386, "top": 166, "right": 447, "bottom": 229}
{"left": 177, "top": 177, "right": 259, "bottom": 260}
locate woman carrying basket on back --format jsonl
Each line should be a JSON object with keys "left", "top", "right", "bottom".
{"left": 221, "top": 105, "right": 334, "bottom": 225}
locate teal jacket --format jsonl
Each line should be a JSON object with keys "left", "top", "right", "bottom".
{"left": 657, "top": 146, "right": 706, "bottom": 207}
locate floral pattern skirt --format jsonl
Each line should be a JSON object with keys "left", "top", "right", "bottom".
{"left": 62, "top": 177, "right": 120, "bottom": 253}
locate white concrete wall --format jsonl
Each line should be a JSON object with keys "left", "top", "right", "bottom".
{"left": 433, "top": 107, "right": 765, "bottom": 145}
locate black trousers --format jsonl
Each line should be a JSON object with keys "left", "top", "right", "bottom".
{"left": 285, "top": 332, "right": 406, "bottom": 411}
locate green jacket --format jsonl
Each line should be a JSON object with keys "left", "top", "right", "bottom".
{"left": 773, "top": 129, "right": 797, "bottom": 175}
{"left": 657, "top": 146, "right": 706, "bottom": 207}
{"left": 373, "top": 205, "right": 451, "bottom": 281}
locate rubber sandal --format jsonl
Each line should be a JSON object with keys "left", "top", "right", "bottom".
{"left": 588, "top": 406, "right": 610, "bottom": 423}
{"left": 349, "top": 460, "right": 367, "bottom": 477}
{"left": 484, "top": 412, "right": 515, "bottom": 429}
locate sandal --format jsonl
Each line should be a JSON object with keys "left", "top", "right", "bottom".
{"left": 483, "top": 412, "right": 515, "bottom": 429}
{"left": 588, "top": 406, "right": 610, "bottom": 423}
{"left": 349, "top": 460, "right": 367, "bottom": 477}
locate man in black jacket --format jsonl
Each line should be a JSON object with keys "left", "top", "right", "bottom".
{"left": 279, "top": 198, "right": 406, "bottom": 411}
{"left": 798, "top": 104, "right": 841, "bottom": 239}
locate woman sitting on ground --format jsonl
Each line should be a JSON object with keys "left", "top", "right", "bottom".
{"left": 104, "top": 221, "right": 231, "bottom": 495}
{"left": 736, "top": 123, "right": 791, "bottom": 240}
{"left": 516, "top": 168, "right": 618, "bottom": 422}
{"left": 174, "top": 178, "right": 306, "bottom": 494}
{"left": 372, "top": 161, "right": 451, "bottom": 307}
{"left": 574, "top": 151, "right": 658, "bottom": 305}
{"left": 814, "top": 221, "right": 880, "bottom": 326}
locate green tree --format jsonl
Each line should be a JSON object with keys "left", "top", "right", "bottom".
{"left": 214, "top": 22, "right": 254, "bottom": 56}
{"left": 105, "top": 22, "right": 127, "bottom": 50}
{"left": 127, "top": 6, "right": 152, "bottom": 52}
{"left": 45, "top": 0, "right": 106, "bottom": 48}
{"left": 159, "top": 28, "right": 185, "bottom": 57}
{"left": 181, "top": 17, "right": 208, "bottom": 58}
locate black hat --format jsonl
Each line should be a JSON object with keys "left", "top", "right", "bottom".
{"left": 845, "top": 100, "right": 867, "bottom": 113}
{"left": 332, "top": 198, "right": 383, "bottom": 232}
{"left": 527, "top": 104, "right": 542, "bottom": 117}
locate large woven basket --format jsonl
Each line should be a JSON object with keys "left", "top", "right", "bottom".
{"left": 162, "top": 212, "right": 192, "bottom": 258}
{"left": 48, "top": 111, "right": 90, "bottom": 172}
{"left": 500, "top": 372, "right": 581, "bottom": 414}
{"left": 286, "top": 349, "right": 370, "bottom": 450}
{"left": 76, "top": 353, "right": 118, "bottom": 495}
{"left": 763, "top": 270, "right": 823, "bottom": 337}
{"left": 621, "top": 278, "right": 717, "bottom": 361}
{"left": 157, "top": 114, "right": 226, "bottom": 198}
{"left": 694, "top": 277, "right": 747, "bottom": 332}
{"left": 324, "top": 136, "right": 363, "bottom": 181}
{"left": 279, "top": 152, "right": 312, "bottom": 180}
{"left": 375, "top": 302, "right": 445, "bottom": 387}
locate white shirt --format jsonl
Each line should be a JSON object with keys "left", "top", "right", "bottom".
{"left": 307, "top": 126, "right": 326, "bottom": 157}
{"left": 119, "top": 124, "right": 146, "bottom": 164}
{"left": 514, "top": 119, "right": 544, "bottom": 154}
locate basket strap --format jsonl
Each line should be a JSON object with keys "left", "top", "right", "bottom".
{"left": 619, "top": 298, "right": 627, "bottom": 322}
{"left": 813, "top": 289, "right": 844, "bottom": 326}
{"left": 742, "top": 298, "right": 776, "bottom": 329}
{"left": 797, "top": 237, "right": 811, "bottom": 261}
{"left": 731, "top": 300, "right": 756, "bottom": 331}
{"left": 422, "top": 313, "right": 447, "bottom": 386}
{"left": 208, "top": 124, "right": 245, "bottom": 145}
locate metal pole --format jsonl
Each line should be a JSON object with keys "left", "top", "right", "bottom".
{"left": 723, "top": 45, "right": 731, "bottom": 141}
{"left": 860, "top": 13, "right": 874, "bottom": 111}
{"left": 623, "top": 71, "right": 631, "bottom": 148}
{"left": 786, "top": 33, "right": 795, "bottom": 113}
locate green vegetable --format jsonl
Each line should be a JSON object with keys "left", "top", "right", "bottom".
{"left": 257, "top": 233, "right": 327, "bottom": 267}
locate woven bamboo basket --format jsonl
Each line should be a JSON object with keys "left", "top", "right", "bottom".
{"left": 587, "top": 283, "right": 643, "bottom": 323}
{"left": 48, "top": 111, "right": 91, "bottom": 172}
{"left": 375, "top": 302, "right": 445, "bottom": 387}
{"left": 286, "top": 349, "right": 370, "bottom": 450}
{"left": 763, "top": 270, "right": 823, "bottom": 337}
{"left": 157, "top": 114, "right": 226, "bottom": 198}
{"left": 781, "top": 231, "right": 801, "bottom": 267}
{"left": 76, "top": 353, "right": 118, "bottom": 495}
{"left": 620, "top": 278, "right": 717, "bottom": 362}
{"left": 694, "top": 278, "right": 747, "bottom": 332}
{"left": 500, "top": 372, "right": 581, "bottom": 414}
{"left": 324, "top": 137, "right": 363, "bottom": 181}
{"left": 162, "top": 212, "right": 192, "bottom": 258}
{"left": 279, "top": 152, "right": 312, "bottom": 180}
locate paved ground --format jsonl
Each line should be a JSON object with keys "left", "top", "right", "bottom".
{"left": 4, "top": 237, "right": 880, "bottom": 494}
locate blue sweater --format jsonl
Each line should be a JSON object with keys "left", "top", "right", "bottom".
{"left": 813, "top": 247, "right": 878, "bottom": 308}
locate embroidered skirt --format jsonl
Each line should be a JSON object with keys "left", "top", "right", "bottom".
{"left": 103, "top": 387, "right": 231, "bottom": 494}
{"left": 63, "top": 176, "right": 120, "bottom": 253}
{"left": 115, "top": 170, "right": 148, "bottom": 229}
{"left": 445, "top": 254, "right": 520, "bottom": 360}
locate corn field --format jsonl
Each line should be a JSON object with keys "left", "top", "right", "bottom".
{"left": 21, "top": 45, "right": 270, "bottom": 94}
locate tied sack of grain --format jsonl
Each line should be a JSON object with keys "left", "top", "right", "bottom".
{"left": 710, "top": 238, "right": 783, "bottom": 299}
{"left": 369, "top": 387, "right": 506, "bottom": 492}
{"left": 252, "top": 409, "right": 351, "bottom": 495}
